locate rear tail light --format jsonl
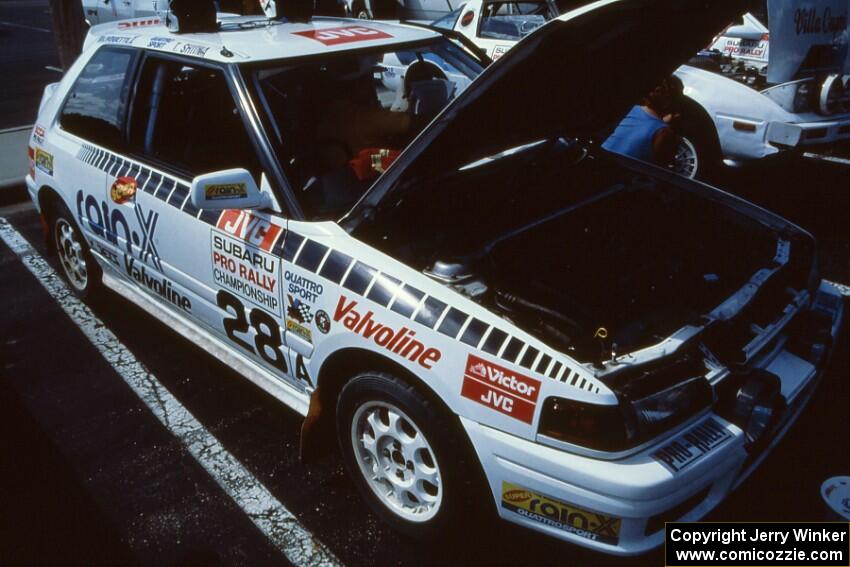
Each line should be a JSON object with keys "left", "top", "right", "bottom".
{"left": 793, "top": 81, "right": 816, "bottom": 113}
{"left": 27, "top": 145, "right": 35, "bottom": 179}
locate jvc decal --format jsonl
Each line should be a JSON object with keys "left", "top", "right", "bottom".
{"left": 292, "top": 26, "right": 393, "bottom": 46}
{"left": 461, "top": 354, "right": 540, "bottom": 424}
{"left": 216, "top": 210, "right": 282, "bottom": 252}
{"left": 76, "top": 190, "right": 161, "bottom": 271}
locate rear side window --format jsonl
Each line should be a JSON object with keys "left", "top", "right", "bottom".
{"left": 60, "top": 47, "right": 136, "bottom": 150}
{"left": 129, "top": 57, "right": 260, "bottom": 179}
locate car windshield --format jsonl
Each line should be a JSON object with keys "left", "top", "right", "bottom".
{"left": 249, "top": 38, "right": 483, "bottom": 220}
{"left": 432, "top": 6, "right": 464, "bottom": 30}
{"left": 479, "top": 1, "right": 556, "bottom": 41}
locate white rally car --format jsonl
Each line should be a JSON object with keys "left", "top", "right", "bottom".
{"left": 82, "top": 0, "right": 162, "bottom": 25}
{"left": 431, "top": 0, "right": 558, "bottom": 61}
{"left": 439, "top": 0, "right": 850, "bottom": 178}
{"left": 27, "top": 0, "right": 844, "bottom": 555}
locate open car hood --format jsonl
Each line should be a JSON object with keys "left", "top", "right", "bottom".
{"left": 344, "top": 0, "right": 751, "bottom": 226}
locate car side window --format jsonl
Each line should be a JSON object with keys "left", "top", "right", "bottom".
{"left": 478, "top": 2, "right": 550, "bottom": 41}
{"left": 129, "top": 56, "right": 261, "bottom": 179}
{"left": 59, "top": 47, "right": 136, "bottom": 150}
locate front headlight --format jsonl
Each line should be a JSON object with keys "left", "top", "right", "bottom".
{"left": 794, "top": 80, "right": 816, "bottom": 113}
{"left": 539, "top": 377, "right": 713, "bottom": 453}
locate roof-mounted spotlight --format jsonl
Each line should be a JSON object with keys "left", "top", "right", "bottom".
{"left": 167, "top": 0, "right": 218, "bottom": 33}
{"left": 273, "top": 0, "right": 315, "bottom": 23}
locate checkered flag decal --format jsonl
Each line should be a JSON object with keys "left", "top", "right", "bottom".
{"left": 288, "top": 295, "right": 313, "bottom": 323}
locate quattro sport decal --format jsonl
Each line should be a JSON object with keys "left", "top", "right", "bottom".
{"left": 501, "top": 482, "right": 621, "bottom": 545}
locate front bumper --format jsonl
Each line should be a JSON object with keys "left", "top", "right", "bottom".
{"left": 768, "top": 116, "right": 850, "bottom": 148}
{"left": 463, "top": 281, "right": 843, "bottom": 555}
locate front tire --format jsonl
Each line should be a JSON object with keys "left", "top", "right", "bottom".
{"left": 336, "top": 371, "right": 483, "bottom": 539}
{"left": 670, "top": 104, "right": 722, "bottom": 181}
{"left": 48, "top": 201, "right": 101, "bottom": 299}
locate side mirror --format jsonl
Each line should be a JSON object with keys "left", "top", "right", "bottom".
{"left": 190, "top": 168, "right": 270, "bottom": 211}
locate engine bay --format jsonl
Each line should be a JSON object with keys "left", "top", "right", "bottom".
{"left": 355, "top": 139, "right": 797, "bottom": 364}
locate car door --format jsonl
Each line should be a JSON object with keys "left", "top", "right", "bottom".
{"left": 54, "top": 46, "right": 140, "bottom": 273}
{"left": 120, "top": 53, "right": 305, "bottom": 391}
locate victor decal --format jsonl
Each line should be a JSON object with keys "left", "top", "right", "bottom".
{"left": 461, "top": 354, "right": 540, "bottom": 424}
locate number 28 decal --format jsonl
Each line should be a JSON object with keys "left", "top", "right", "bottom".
{"left": 216, "top": 289, "right": 311, "bottom": 385}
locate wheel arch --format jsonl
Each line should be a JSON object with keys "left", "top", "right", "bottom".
{"left": 36, "top": 184, "right": 67, "bottom": 249}
{"left": 679, "top": 94, "right": 721, "bottom": 153}
{"left": 300, "top": 347, "right": 457, "bottom": 463}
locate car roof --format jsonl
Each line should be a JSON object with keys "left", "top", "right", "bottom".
{"left": 86, "top": 15, "right": 442, "bottom": 64}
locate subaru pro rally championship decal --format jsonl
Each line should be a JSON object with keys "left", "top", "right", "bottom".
{"left": 501, "top": 482, "right": 621, "bottom": 545}
{"left": 211, "top": 210, "right": 283, "bottom": 316}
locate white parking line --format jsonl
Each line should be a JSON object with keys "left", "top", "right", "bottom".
{"left": 0, "top": 217, "right": 342, "bottom": 567}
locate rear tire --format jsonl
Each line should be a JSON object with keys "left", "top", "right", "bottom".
{"left": 47, "top": 201, "right": 101, "bottom": 299}
{"left": 336, "top": 371, "right": 485, "bottom": 540}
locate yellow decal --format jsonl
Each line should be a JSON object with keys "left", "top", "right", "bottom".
{"left": 110, "top": 176, "right": 137, "bottom": 204}
{"left": 35, "top": 149, "right": 54, "bottom": 176}
{"left": 205, "top": 183, "right": 247, "bottom": 200}
{"left": 500, "top": 482, "right": 620, "bottom": 544}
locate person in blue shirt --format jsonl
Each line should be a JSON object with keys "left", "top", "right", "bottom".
{"left": 602, "top": 75, "right": 684, "bottom": 166}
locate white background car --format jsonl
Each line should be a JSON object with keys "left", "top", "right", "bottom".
{"left": 439, "top": 0, "right": 850, "bottom": 179}
{"left": 708, "top": 10, "right": 770, "bottom": 69}
{"left": 28, "top": 0, "right": 843, "bottom": 555}
{"left": 432, "top": 0, "right": 557, "bottom": 60}
{"left": 82, "top": 0, "right": 161, "bottom": 25}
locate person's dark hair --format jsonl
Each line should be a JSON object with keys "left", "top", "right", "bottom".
{"left": 642, "top": 75, "right": 684, "bottom": 115}
{"left": 404, "top": 60, "right": 447, "bottom": 97}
